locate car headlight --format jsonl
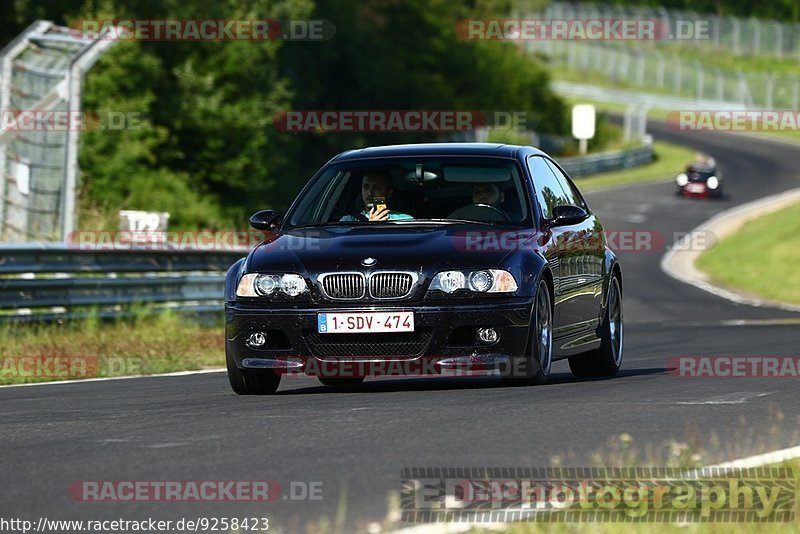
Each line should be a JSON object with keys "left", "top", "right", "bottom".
{"left": 430, "top": 269, "right": 518, "bottom": 294}
{"left": 469, "top": 270, "right": 493, "bottom": 292}
{"left": 280, "top": 274, "right": 307, "bottom": 297}
{"left": 256, "top": 275, "right": 279, "bottom": 295}
{"left": 236, "top": 273, "right": 308, "bottom": 297}
{"left": 707, "top": 176, "right": 719, "bottom": 189}
{"left": 432, "top": 271, "right": 465, "bottom": 293}
{"left": 676, "top": 173, "right": 688, "bottom": 187}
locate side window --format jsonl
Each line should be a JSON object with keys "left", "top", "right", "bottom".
{"left": 526, "top": 156, "right": 569, "bottom": 220}
{"left": 544, "top": 158, "right": 586, "bottom": 209}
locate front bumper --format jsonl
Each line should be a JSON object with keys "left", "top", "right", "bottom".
{"left": 680, "top": 182, "right": 720, "bottom": 198}
{"left": 225, "top": 298, "right": 534, "bottom": 377}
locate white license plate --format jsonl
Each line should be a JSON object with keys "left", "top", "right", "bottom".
{"left": 686, "top": 183, "right": 706, "bottom": 193}
{"left": 317, "top": 311, "right": 414, "bottom": 334}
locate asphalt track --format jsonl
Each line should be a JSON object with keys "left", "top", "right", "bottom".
{"left": 2, "top": 122, "right": 800, "bottom": 532}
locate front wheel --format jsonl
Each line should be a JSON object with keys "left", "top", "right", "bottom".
{"left": 502, "top": 278, "right": 553, "bottom": 386}
{"left": 226, "top": 352, "right": 281, "bottom": 395}
{"left": 569, "top": 275, "right": 623, "bottom": 378}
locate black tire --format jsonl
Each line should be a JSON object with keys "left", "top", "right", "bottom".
{"left": 226, "top": 352, "right": 281, "bottom": 395}
{"left": 569, "top": 275, "right": 623, "bottom": 378}
{"left": 318, "top": 377, "right": 366, "bottom": 387}
{"left": 502, "top": 278, "right": 553, "bottom": 387}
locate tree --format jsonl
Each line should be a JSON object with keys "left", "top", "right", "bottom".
{"left": 4, "top": 0, "right": 570, "bottom": 229}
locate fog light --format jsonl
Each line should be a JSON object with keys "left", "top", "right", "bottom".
{"left": 477, "top": 327, "right": 498, "bottom": 344}
{"left": 246, "top": 332, "right": 267, "bottom": 348}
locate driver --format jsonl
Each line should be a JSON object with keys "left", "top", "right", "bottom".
{"left": 472, "top": 182, "right": 504, "bottom": 207}
{"left": 340, "top": 171, "right": 413, "bottom": 222}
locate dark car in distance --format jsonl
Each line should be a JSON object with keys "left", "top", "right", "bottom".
{"left": 224, "top": 143, "right": 623, "bottom": 394}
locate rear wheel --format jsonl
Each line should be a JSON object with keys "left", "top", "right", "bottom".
{"left": 569, "top": 275, "right": 623, "bottom": 378}
{"left": 502, "top": 279, "right": 552, "bottom": 386}
{"left": 318, "top": 377, "right": 365, "bottom": 387}
{"left": 226, "top": 352, "right": 281, "bottom": 395}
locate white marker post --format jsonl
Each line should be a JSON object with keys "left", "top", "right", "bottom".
{"left": 572, "top": 104, "right": 596, "bottom": 155}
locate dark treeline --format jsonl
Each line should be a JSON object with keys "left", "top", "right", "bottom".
{"left": 3, "top": 0, "right": 791, "bottom": 229}
{"left": 1, "top": 0, "right": 567, "bottom": 229}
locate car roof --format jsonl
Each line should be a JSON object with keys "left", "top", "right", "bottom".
{"left": 330, "top": 143, "right": 547, "bottom": 162}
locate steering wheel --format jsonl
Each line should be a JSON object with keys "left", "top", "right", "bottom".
{"left": 447, "top": 203, "right": 511, "bottom": 223}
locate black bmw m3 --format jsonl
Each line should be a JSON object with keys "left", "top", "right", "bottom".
{"left": 224, "top": 143, "right": 623, "bottom": 394}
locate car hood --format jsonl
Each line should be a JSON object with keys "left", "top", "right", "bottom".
{"left": 247, "top": 225, "right": 539, "bottom": 275}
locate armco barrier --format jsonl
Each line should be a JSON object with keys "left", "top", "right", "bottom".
{"left": 559, "top": 143, "right": 653, "bottom": 178}
{"left": 0, "top": 244, "right": 245, "bottom": 322}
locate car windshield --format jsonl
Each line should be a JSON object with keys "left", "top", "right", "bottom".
{"left": 687, "top": 165, "right": 715, "bottom": 177}
{"left": 284, "top": 156, "right": 531, "bottom": 229}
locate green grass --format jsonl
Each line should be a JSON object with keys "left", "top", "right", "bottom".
{"left": 572, "top": 140, "right": 696, "bottom": 191}
{"left": 650, "top": 43, "right": 800, "bottom": 80}
{"left": 380, "top": 428, "right": 800, "bottom": 533}
{"left": 697, "top": 202, "right": 800, "bottom": 305}
{"left": 484, "top": 457, "right": 800, "bottom": 533}
{"left": 471, "top": 519, "right": 799, "bottom": 533}
{"left": 0, "top": 312, "right": 224, "bottom": 385}
{"left": 487, "top": 119, "right": 630, "bottom": 155}
{"left": 561, "top": 95, "right": 673, "bottom": 121}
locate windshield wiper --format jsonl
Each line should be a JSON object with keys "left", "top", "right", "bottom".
{"left": 288, "top": 221, "right": 371, "bottom": 229}
{"left": 290, "top": 218, "right": 501, "bottom": 229}
{"left": 409, "top": 218, "right": 496, "bottom": 225}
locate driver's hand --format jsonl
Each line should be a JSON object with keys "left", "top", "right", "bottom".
{"left": 369, "top": 206, "right": 389, "bottom": 221}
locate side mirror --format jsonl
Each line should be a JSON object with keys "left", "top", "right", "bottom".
{"left": 249, "top": 210, "right": 282, "bottom": 230}
{"left": 548, "top": 205, "right": 587, "bottom": 228}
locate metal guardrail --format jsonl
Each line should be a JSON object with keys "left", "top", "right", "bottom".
{"left": 531, "top": 3, "right": 800, "bottom": 110}
{"left": 0, "top": 22, "right": 120, "bottom": 242}
{"left": 453, "top": 126, "right": 654, "bottom": 175}
{"left": 0, "top": 244, "right": 246, "bottom": 322}
{"left": 552, "top": 80, "right": 748, "bottom": 112}
{"left": 559, "top": 142, "right": 653, "bottom": 178}
{"left": 543, "top": 1, "right": 800, "bottom": 60}
{"left": 551, "top": 80, "right": 748, "bottom": 144}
